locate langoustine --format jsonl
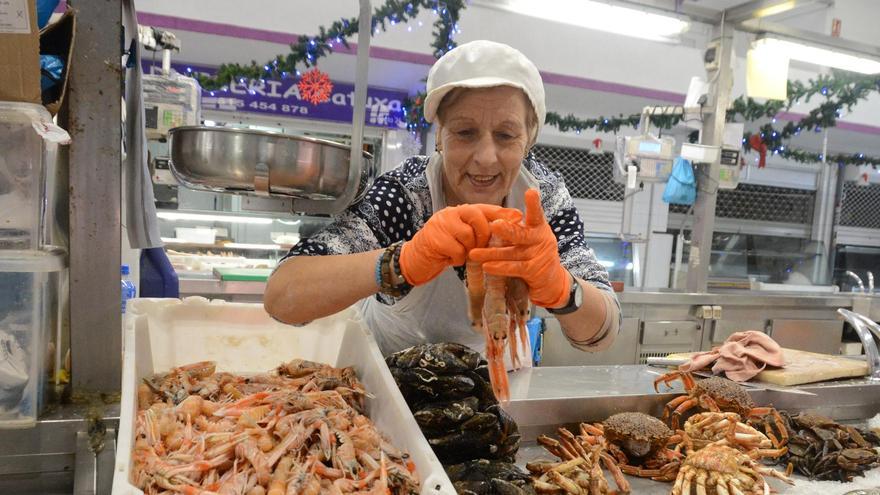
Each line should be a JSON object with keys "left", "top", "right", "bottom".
{"left": 132, "top": 359, "right": 420, "bottom": 495}
{"left": 466, "top": 220, "right": 531, "bottom": 403}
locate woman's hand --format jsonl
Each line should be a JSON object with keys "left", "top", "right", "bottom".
{"left": 469, "top": 189, "right": 570, "bottom": 308}
{"left": 399, "top": 204, "right": 522, "bottom": 286}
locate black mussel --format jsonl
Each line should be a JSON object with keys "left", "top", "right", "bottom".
{"left": 492, "top": 478, "right": 536, "bottom": 495}
{"left": 392, "top": 367, "right": 476, "bottom": 400}
{"left": 446, "top": 459, "right": 532, "bottom": 484}
{"left": 430, "top": 427, "right": 502, "bottom": 463}
{"left": 413, "top": 397, "right": 479, "bottom": 429}
{"left": 387, "top": 342, "right": 482, "bottom": 373}
{"left": 453, "top": 480, "right": 490, "bottom": 495}
{"left": 461, "top": 412, "right": 500, "bottom": 432}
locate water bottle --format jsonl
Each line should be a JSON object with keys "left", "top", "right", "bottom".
{"left": 121, "top": 264, "right": 137, "bottom": 314}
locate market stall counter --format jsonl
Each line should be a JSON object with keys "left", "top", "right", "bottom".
{"left": 506, "top": 365, "right": 880, "bottom": 494}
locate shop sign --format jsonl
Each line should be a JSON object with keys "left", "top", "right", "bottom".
{"left": 143, "top": 61, "right": 407, "bottom": 128}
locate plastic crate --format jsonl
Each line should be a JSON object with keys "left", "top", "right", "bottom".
{"left": 111, "top": 297, "right": 454, "bottom": 494}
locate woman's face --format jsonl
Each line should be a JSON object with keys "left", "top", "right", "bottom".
{"left": 437, "top": 86, "right": 531, "bottom": 206}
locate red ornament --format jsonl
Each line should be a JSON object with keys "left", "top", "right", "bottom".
{"left": 298, "top": 68, "right": 334, "bottom": 105}
{"left": 748, "top": 134, "right": 768, "bottom": 168}
{"left": 591, "top": 138, "right": 603, "bottom": 150}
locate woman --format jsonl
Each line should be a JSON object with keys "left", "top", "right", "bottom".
{"left": 265, "top": 40, "right": 620, "bottom": 357}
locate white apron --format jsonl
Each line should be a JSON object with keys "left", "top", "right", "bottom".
{"left": 360, "top": 152, "right": 538, "bottom": 371}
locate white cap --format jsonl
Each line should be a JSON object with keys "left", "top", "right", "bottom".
{"left": 424, "top": 40, "right": 545, "bottom": 130}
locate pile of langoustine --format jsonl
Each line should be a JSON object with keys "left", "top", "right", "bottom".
{"left": 132, "top": 359, "right": 420, "bottom": 495}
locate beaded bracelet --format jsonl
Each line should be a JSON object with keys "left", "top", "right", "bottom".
{"left": 390, "top": 242, "right": 412, "bottom": 296}
{"left": 377, "top": 241, "right": 412, "bottom": 298}
{"left": 374, "top": 252, "right": 384, "bottom": 290}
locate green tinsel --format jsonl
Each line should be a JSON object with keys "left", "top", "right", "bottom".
{"left": 543, "top": 72, "right": 880, "bottom": 168}
{"left": 738, "top": 71, "right": 880, "bottom": 167}
{"left": 191, "top": 0, "right": 880, "bottom": 168}
{"left": 197, "top": 0, "right": 465, "bottom": 91}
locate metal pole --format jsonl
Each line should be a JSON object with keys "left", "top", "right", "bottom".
{"left": 291, "top": 0, "right": 370, "bottom": 215}
{"left": 686, "top": 18, "right": 735, "bottom": 293}
{"left": 811, "top": 129, "right": 836, "bottom": 285}
{"left": 347, "top": 0, "right": 371, "bottom": 201}
{"left": 67, "top": 0, "right": 123, "bottom": 392}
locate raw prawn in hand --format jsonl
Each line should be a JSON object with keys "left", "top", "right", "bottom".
{"left": 465, "top": 221, "right": 531, "bottom": 404}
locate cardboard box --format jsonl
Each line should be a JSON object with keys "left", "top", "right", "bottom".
{"left": 40, "top": 8, "right": 75, "bottom": 115}
{"left": 0, "top": 0, "right": 40, "bottom": 103}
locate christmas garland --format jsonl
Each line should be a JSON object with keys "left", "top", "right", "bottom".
{"left": 197, "top": 0, "right": 465, "bottom": 91}
{"left": 187, "top": 0, "right": 880, "bottom": 168}
{"left": 739, "top": 72, "right": 880, "bottom": 167}
{"left": 536, "top": 72, "right": 880, "bottom": 167}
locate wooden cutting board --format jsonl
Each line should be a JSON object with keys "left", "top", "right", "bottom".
{"left": 666, "top": 348, "right": 868, "bottom": 386}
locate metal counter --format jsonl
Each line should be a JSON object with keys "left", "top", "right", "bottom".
{"left": 0, "top": 403, "right": 119, "bottom": 495}
{"left": 507, "top": 365, "right": 880, "bottom": 494}
{"left": 178, "top": 277, "right": 266, "bottom": 303}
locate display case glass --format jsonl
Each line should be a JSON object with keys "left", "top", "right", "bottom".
{"left": 834, "top": 245, "right": 880, "bottom": 293}
{"left": 670, "top": 231, "right": 829, "bottom": 288}
{"left": 585, "top": 235, "right": 634, "bottom": 287}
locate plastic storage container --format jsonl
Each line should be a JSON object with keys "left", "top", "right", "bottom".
{"left": 0, "top": 103, "right": 60, "bottom": 250}
{"left": 112, "top": 297, "right": 455, "bottom": 494}
{"left": 0, "top": 248, "right": 68, "bottom": 428}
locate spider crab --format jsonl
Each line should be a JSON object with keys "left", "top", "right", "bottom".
{"left": 579, "top": 412, "right": 687, "bottom": 481}
{"left": 683, "top": 412, "right": 788, "bottom": 460}
{"left": 532, "top": 426, "right": 631, "bottom": 494}
{"left": 672, "top": 444, "right": 793, "bottom": 495}
{"left": 653, "top": 371, "right": 788, "bottom": 447}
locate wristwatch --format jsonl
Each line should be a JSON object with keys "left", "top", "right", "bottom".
{"left": 547, "top": 273, "right": 583, "bottom": 315}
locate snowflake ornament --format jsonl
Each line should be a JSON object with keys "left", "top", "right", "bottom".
{"left": 298, "top": 68, "right": 333, "bottom": 105}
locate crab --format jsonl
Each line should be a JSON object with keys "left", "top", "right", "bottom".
{"left": 781, "top": 412, "right": 880, "bottom": 481}
{"left": 683, "top": 412, "right": 788, "bottom": 460}
{"left": 672, "top": 444, "right": 793, "bottom": 495}
{"left": 653, "top": 371, "right": 789, "bottom": 446}
{"left": 535, "top": 427, "right": 631, "bottom": 494}
{"left": 578, "top": 412, "right": 686, "bottom": 481}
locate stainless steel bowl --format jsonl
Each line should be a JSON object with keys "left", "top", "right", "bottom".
{"left": 168, "top": 126, "right": 376, "bottom": 203}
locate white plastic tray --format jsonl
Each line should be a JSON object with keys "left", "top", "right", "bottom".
{"left": 111, "top": 297, "right": 454, "bottom": 494}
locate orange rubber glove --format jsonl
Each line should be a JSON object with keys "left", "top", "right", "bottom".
{"left": 469, "top": 189, "right": 571, "bottom": 308}
{"left": 399, "top": 204, "right": 523, "bottom": 286}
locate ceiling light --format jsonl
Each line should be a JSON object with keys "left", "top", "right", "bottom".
{"left": 754, "top": 36, "right": 880, "bottom": 74}
{"left": 156, "top": 212, "right": 274, "bottom": 225}
{"left": 754, "top": 0, "right": 796, "bottom": 18}
{"left": 499, "top": 0, "right": 689, "bottom": 42}
{"left": 224, "top": 243, "right": 285, "bottom": 250}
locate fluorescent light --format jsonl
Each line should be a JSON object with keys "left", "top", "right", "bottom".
{"left": 161, "top": 237, "right": 213, "bottom": 245}
{"left": 754, "top": 37, "right": 880, "bottom": 74}
{"left": 754, "top": 0, "right": 795, "bottom": 18}
{"left": 157, "top": 212, "right": 273, "bottom": 225}
{"left": 500, "top": 0, "right": 689, "bottom": 42}
{"left": 224, "top": 243, "right": 285, "bottom": 250}
{"left": 598, "top": 260, "right": 615, "bottom": 268}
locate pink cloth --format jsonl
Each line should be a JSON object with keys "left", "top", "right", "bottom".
{"left": 678, "top": 331, "right": 785, "bottom": 382}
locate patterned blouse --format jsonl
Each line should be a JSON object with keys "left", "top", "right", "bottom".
{"left": 280, "top": 153, "right": 616, "bottom": 309}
